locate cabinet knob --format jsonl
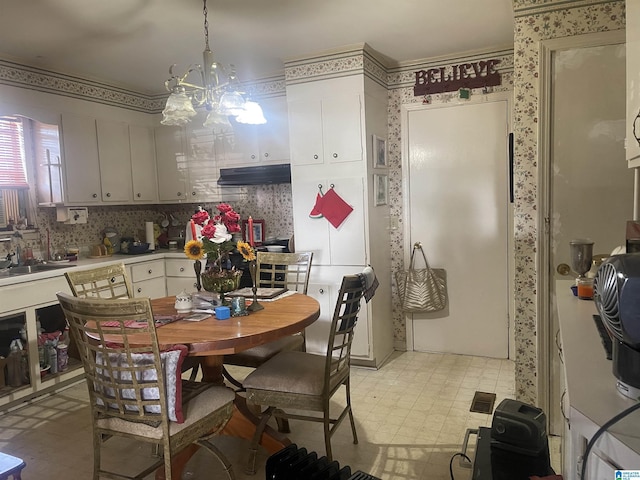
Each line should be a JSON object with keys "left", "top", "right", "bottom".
{"left": 264, "top": 153, "right": 269, "bottom": 158}
{"left": 313, "top": 154, "right": 318, "bottom": 160}
{"left": 136, "top": 193, "right": 141, "bottom": 198}
{"left": 318, "top": 288, "right": 324, "bottom": 294}
{"left": 148, "top": 269, "right": 152, "bottom": 274}
{"left": 191, "top": 191, "right": 196, "bottom": 196}
{"left": 92, "top": 193, "right": 98, "bottom": 198}
{"left": 332, "top": 153, "right": 338, "bottom": 158}
{"left": 177, "top": 192, "right": 183, "bottom": 197}
{"left": 110, "top": 277, "right": 116, "bottom": 284}
{"left": 179, "top": 267, "right": 185, "bottom": 272}
{"left": 251, "top": 154, "right": 256, "bottom": 159}
{"left": 137, "top": 287, "right": 142, "bottom": 293}
{"left": 106, "top": 192, "right": 111, "bottom": 197}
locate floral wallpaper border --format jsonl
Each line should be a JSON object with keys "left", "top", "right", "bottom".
{"left": 0, "top": 59, "right": 286, "bottom": 114}
{"left": 514, "top": 0, "right": 621, "bottom": 16}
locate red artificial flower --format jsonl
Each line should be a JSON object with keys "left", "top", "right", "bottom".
{"left": 192, "top": 210, "right": 210, "bottom": 226}
{"left": 201, "top": 222, "right": 217, "bottom": 239}
{"left": 217, "top": 203, "right": 233, "bottom": 214}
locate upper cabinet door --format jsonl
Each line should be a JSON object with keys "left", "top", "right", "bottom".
{"left": 155, "top": 125, "right": 189, "bottom": 202}
{"left": 129, "top": 125, "right": 158, "bottom": 203}
{"left": 96, "top": 118, "right": 132, "bottom": 203}
{"left": 288, "top": 98, "right": 324, "bottom": 166}
{"left": 322, "top": 94, "right": 363, "bottom": 164}
{"left": 628, "top": 1, "right": 640, "bottom": 166}
{"left": 60, "top": 113, "right": 102, "bottom": 204}
{"left": 259, "top": 96, "right": 290, "bottom": 164}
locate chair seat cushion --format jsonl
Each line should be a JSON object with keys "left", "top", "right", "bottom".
{"left": 243, "top": 351, "right": 339, "bottom": 396}
{"left": 96, "top": 384, "right": 234, "bottom": 440}
{"left": 225, "top": 334, "right": 304, "bottom": 368}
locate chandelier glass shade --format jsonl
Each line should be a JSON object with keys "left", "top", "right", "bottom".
{"left": 160, "top": 0, "right": 265, "bottom": 127}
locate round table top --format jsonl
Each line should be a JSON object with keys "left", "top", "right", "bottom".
{"left": 151, "top": 293, "right": 320, "bottom": 356}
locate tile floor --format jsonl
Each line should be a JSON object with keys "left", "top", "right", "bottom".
{"left": 0, "top": 351, "right": 560, "bottom": 479}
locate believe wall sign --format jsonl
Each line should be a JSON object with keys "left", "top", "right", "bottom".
{"left": 413, "top": 59, "right": 501, "bottom": 96}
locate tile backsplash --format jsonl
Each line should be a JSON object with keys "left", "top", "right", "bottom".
{"left": 11, "top": 184, "right": 293, "bottom": 259}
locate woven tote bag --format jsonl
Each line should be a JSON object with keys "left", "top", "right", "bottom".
{"left": 396, "top": 243, "right": 447, "bottom": 313}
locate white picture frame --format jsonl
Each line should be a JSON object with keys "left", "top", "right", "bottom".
{"left": 372, "top": 135, "right": 387, "bottom": 168}
{"left": 374, "top": 174, "right": 388, "bottom": 206}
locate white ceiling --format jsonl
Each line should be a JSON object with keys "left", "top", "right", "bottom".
{"left": 0, "top": 0, "right": 515, "bottom": 95}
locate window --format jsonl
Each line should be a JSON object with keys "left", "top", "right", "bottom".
{"left": 0, "top": 115, "right": 62, "bottom": 228}
{"left": 0, "top": 116, "right": 28, "bottom": 189}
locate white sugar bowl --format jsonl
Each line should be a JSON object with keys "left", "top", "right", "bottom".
{"left": 174, "top": 290, "right": 193, "bottom": 313}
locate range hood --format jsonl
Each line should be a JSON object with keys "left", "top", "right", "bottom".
{"left": 217, "top": 164, "right": 291, "bottom": 186}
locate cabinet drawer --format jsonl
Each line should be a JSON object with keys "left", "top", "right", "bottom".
{"left": 165, "top": 259, "right": 197, "bottom": 277}
{"left": 166, "top": 277, "right": 199, "bottom": 296}
{"left": 132, "top": 277, "right": 166, "bottom": 299}
{"left": 130, "top": 260, "right": 165, "bottom": 282}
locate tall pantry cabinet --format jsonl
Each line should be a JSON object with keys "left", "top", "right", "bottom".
{"left": 286, "top": 63, "right": 393, "bottom": 368}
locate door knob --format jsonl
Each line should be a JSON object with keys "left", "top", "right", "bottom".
{"left": 556, "top": 263, "right": 571, "bottom": 275}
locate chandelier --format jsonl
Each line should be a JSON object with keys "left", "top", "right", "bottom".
{"left": 160, "top": 0, "right": 265, "bottom": 127}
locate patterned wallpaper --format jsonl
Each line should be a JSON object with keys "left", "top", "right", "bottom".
{"left": 511, "top": 0, "right": 624, "bottom": 403}
{"left": 0, "top": 0, "right": 626, "bottom": 406}
{"left": 4, "top": 185, "right": 294, "bottom": 261}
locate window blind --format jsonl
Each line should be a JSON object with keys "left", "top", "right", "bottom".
{"left": 0, "top": 116, "right": 28, "bottom": 188}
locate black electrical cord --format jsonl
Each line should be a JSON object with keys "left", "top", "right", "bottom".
{"left": 449, "top": 452, "right": 471, "bottom": 480}
{"left": 580, "top": 400, "right": 640, "bottom": 480}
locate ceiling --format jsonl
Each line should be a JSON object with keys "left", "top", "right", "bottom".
{"left": 0, "top": 0, "right": 515, "bottom": 96}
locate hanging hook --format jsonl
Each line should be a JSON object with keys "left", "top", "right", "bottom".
{"left": 317, "top": 184, "right": 324, "bottom": 195}
{"left": 413, "top": 242, "right": 423, "bottom": 249}
{"left": 329, "top": 183, "right": 335, "bottom": 189}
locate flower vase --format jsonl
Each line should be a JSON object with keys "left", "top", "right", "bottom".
{"left": 246, "top": 261, "right": 264, "bottom": 312}
{"left": 201, "top": 270, "right": 242, "bottom": 305}
{"left": 194, "top": 259, "right": 202, "bottom": 292}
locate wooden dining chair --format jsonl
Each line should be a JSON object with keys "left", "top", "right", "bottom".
{"left": 223, "top": 251, "right": 313, "bottom": 388}
{"left": 56, "top": 291, "right": 236, "bottom": 480}
{"left": 64, "top": 263, "right": 133, "bottom": 299}
{"left": 65, "top": 263, "right": 202, "bottom": 381}
{"left": 242, "top": 273, "right": 365, "bottom": 475}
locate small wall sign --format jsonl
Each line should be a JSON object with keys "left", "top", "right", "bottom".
{"left": 414, "top": 59, "right": 502, "bottom": 96}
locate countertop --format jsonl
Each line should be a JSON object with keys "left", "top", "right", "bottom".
{"left": 556, "top": 279, "right": 640, "bottom": 453}
{"left": 0, "top": 250, "right": 189, "bottom": 288}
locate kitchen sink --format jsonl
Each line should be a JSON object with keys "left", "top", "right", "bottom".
{"left": 3, "top": 263, "right": 73, "bottom": 276}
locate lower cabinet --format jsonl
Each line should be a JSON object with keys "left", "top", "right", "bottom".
{"left": 165, "top": 258, "right": 199, "bottom": 296}
{"left": 129, "top": 259, "right": 166, "bottom": 299}
{"left": 0, "top": 276, "right": 83, "bottom": 411}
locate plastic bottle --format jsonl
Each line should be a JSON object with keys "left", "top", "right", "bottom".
{"left": 7, "top": 340, "right": 22, "bottom": 387}
{"left": 48, "top": 345, "right": 58, "bottom": 374}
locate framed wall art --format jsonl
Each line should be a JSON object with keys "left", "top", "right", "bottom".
{"left": 242, "top": 219, "right": 265, "bottom": 245}
{"left": 374, "top": 174, "right": 388, "bottom": 206}
{"left": 373, "top": 134, "right": 388, "bottom": 168}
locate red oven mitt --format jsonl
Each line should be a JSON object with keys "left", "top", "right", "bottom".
{"left": 309, "top": 192, "right": 324, "bottom": 218}
{"left": 316, "top": 187, "right": 353, "bottom": 228}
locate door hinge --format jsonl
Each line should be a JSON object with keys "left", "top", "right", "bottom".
{"left": 544, "top": 216, "right": 550, "bottom": 235}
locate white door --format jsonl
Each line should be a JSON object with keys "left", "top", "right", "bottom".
{"left": 404, "top": 98, "right": 510, "bottom": 358}
{"left": 544, "top": 38, "right": 630, "bottom": 436}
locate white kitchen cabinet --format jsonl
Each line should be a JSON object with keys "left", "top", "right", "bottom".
{"left": 288, "top": 93, "right": 362, "bottom": 166}
{"left": 165, "top": 258, "right": 199, "bottom": 295}
{"left": 291, "top": 177, "right": 366, "bottom": 266}
{"left": 0, "top": 275, "right": 83, "bottom": 411}
{"left": 556, "top": 279, "right": 640, "bottom": 480}
{"left": 96, "top": 118, "right": 133, "bottom": 203}
{"left": 227, "top": 96, "right": 290, "bottom": 167}
{"left": 287, "top": 70, "right": 392, "bottom": 367}
{"left": 185, "top": 119, "right": 225, "bottom": 201}
{"left": 155, "top": 125, "right": 190, "bottom": 202}
{"left": 129, "top": 125, "right": 158, "bottom": 203}
{"left": 60, "top": 112, "right": 102, "bottom": 204}
{"left": 129, "top": 259, "right": 166, "bottom": 299}
{"left": 627, "top": 0, "right": 640, "bottom": 166}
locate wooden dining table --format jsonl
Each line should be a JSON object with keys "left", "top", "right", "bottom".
{"left": 149, "top": 292, "right": 320, "bottom": 479}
